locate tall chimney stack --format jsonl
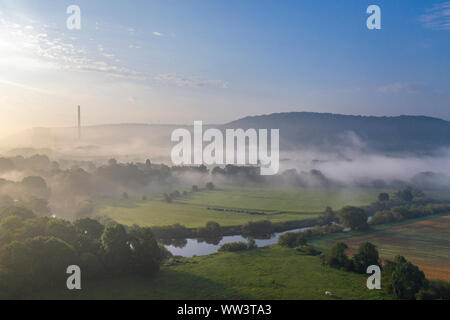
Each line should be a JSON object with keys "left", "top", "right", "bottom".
{"left": 78, "top": 105, "right": 81, "bottom": 140}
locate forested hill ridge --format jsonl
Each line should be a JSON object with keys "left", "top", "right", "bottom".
{"left": 226, "top": 112, "right": 450, "bottom": 153}
{"left": 3, "top": 112, "right": 450, "bottom": 156}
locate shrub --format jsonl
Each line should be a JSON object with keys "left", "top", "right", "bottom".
{"left": 247, "top": 238, "right": 257, "bottom": 249}
{"left": 416, "top": 280, "right": 450, "bottom": 300}
{"left": 278, "top": 232, "right": 307, "bottom": 248}
{"left": 296, "top": 245, "right": 321, "bottom": 256}
{"left": 321, "top": 242, "right": 353, "bottom": 271}
{"left": 218, "top": 241, "right": 248, "bottom": 252}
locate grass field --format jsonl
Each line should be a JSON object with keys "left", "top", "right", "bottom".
{"left": 94, "top": 186, "right": 387, "bottom": 228}
{"left": 31, "top": 246, "right": 391, "bottom": 300}
{"left": 312, "top": 214, "right": 450, "bottom": 282}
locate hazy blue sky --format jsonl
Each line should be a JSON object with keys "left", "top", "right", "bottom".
{"left": 0, "top": 0, "right": 449, "bottom": 134}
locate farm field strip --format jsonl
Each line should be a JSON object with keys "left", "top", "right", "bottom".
{"left": 314, "top": 214, "right": 450, "bottom": 282}
{"left": 94, "top": 187, "right": 390, "bottom": 228}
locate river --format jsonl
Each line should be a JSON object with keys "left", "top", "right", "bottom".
{"left": 165, "top": 227, "right": 309, "bottom": 257}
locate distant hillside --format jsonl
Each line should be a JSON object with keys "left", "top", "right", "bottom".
{"left": 2, "top": 112, "right": 450, "bottom": 157}
{"left": 226, "top": 112, "right": 450, "bottom": 153}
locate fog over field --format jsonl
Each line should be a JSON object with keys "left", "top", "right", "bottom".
{"left": 1, "top": 114, "right": 450, "bottom": 191}
{"left": 280, "top": 149, "right": 450, "bottom": 188}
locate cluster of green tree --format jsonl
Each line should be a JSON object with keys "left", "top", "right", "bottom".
{"left": 320, "top": 242, "right": 450, "bottom": 300}
{"left": 416, "top": 280, "right": 450, "bottom": 300}
{"left": 370, "top": 203, "right": 450, "bottom": 225}
{"left": 0, "top": 175, "right": 50, "bottom": 205}
{"left": 152, "top": 221, "right": 223, "bottom": 244}
{"left": 171, "top": 165, "right": 208, "bottom": 174}
{"left": 384, "top": 256, "right": 450, "bottom": 300}
{"left": 338, "top": 206, "right": 369, "bottom": 231}
{"left": 321, "top": 242, "right": 380, "bottom": 273}
{"left": 278, "top": 231, "right": 308, "bottom": 248}
{"left": 0, "top": 206, "right": 164, "bottom": 298}
{"left": 0, "top": 155, "right": 56, "bottom": 174}
{"left": 151, "top": 223, "right": 193, "bottom": 241}
{"left": 218, "top": 238, "right": 257, "bottom": 252}
{"left": 278, "top": 225, "right": 344, "bottom": 254}
{"left": 196, "top": 221, "right": 221, "bottom": 239}
{"left": 302, "top": 224, "right": 344, "bottom": 239}
{"left": 212, "top": 165, "right": 263, "bottom": 184}
{"left": 366, "top": 187, "right": 432, "bottom": 215}
{"left": 151, "top": 219, "right": 320, "bottom": 247}
{"left": 0, "top": 194, "right": 52, "bottom": 216}
{"left": 163, "top": 183, "right": 214, "bottom": 203}
{"left": 241, "top": 220, "right": 274, "bottom": 237}
{"left": 317, "top": 207, "right": 338, "bottom": 225}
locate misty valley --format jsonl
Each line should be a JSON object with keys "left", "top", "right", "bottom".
{"left": 0, "top": 112, "right": 449, "bottom": 300}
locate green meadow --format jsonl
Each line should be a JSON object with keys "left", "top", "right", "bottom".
{"left": 31, "top": 246, "right": 391, "bottom": 300}
{"left": 94, "top": 186, "right": 387, "bottom": 228}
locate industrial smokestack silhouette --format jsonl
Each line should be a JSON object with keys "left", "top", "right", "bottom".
{"left": 77, "top": 105, "right": 81, "bottom": 140}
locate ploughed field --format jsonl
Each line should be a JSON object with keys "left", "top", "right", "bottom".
{"left": 30, "top": 246, "right": 391, "bottom": 300}
{"left": 94, "top": 186, "right": 387, "bottom": 228}
{"left": 314, "top": 214, "right": 450, "bottom": 282}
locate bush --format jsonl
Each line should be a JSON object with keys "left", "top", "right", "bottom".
{"left": 416, "top": 280, "right": 450, "bottom": 300}
{"left": 278, "top": 232, "right": 307, "bottom": 248}
{"left": 321, "top": 242, "right": 353, "bottom": 271}
{"left": 370, "top": 203, "right": 450, "bottom": 226}
{"left": 247, "top": 238, "right": 257, "bottom": 249}
{"left": 296, "top": 245, "right": 321, "bottom": 256}
{"left": 218, "top": 241, "right": 248, "bottom": 252}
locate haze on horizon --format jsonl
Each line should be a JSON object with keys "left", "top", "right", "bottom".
{"left": 0, "top": 0, "right": 449, "bottom": 136}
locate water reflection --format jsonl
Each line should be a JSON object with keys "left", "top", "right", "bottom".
{"left": 165, "top": 228, "right": 307, "bottom": 257}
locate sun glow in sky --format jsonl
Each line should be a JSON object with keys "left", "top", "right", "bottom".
{"left": 0, "top": 0, "right": 449, "bottom": 136}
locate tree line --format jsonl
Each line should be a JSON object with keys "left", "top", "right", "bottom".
{"left": 0, "top": 206, "right": 165, "bottom": 299}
